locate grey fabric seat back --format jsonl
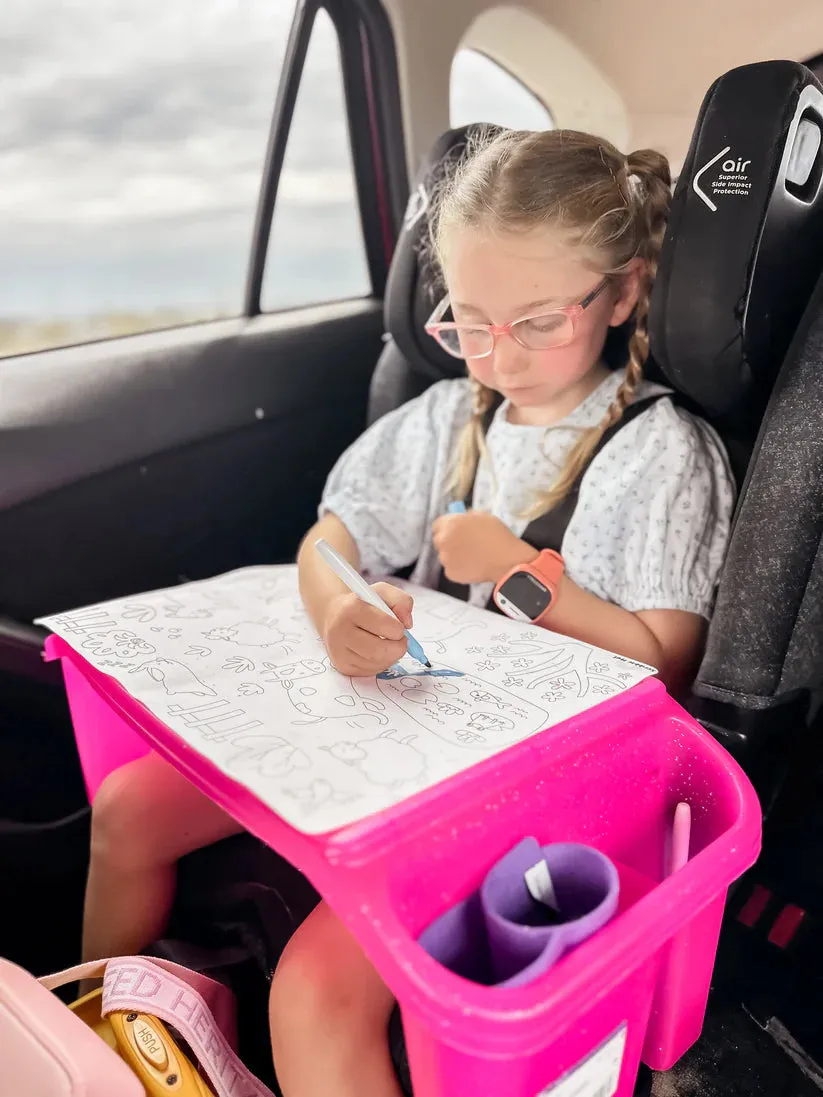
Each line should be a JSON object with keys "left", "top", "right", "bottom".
{"left": 695, "top": 274, "right": 823, "bottom": 709}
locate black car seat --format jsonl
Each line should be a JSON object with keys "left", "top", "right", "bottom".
{"left": 98, "top": 59, "right": 823, "bottom": 1097}
{"left": 370, "top": 60, "right": 823, "bottom": 805}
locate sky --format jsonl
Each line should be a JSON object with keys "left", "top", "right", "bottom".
{"left": 1, "top": 0, "right": 552, "bottom": 323}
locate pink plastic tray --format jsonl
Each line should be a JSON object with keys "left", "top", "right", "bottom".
{"left": 47, "top": 636, "right": 761, "bottom": 1097}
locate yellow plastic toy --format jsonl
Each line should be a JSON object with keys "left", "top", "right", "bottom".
{"left": 69, "top": 987, "right": 213, "bottom": 1096}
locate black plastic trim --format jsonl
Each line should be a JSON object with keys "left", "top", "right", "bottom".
{"left": 245, "top": 0, "right": 407, "bottom": 313}
{"left": 244, "top": 0, "right": 319, "bottom": 315}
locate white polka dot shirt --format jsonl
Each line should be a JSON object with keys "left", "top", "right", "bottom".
{"left": 320, "top": 369, "right": 736, "bottom": 619}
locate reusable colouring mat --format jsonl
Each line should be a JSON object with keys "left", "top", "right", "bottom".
{"left": 38, "top": 566, "right": 656, "bottom": 833}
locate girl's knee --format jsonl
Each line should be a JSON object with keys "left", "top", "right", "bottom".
{"left": 270, "top": 904, "right": 390, "bottom": 1040}
{"left": 89, "top": 763, "right": 167, "bottom": 870}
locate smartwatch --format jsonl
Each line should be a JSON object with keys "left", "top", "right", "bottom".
{"left": 493, "top": 550, "right": 565, "bottom": 624}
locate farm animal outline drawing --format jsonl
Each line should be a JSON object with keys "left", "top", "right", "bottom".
{"left": 226, "top": 735, "right": 312, "bottom": 779}
{"left": 322, "top": 729, "right": 426, "bottom": 789}
{"left": 129, "top": 658, "right": 216, "bottom": 698}
{"left": 202, "top": 620, "right": 300, "bottom": 652}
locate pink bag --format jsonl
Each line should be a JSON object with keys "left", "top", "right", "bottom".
{"left": 0, "top": 954, "right": 277, "bottom": 1097}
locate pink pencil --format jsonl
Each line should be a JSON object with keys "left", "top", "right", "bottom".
{"left": 669, "top": 802, "right": 692, "bottom": 875}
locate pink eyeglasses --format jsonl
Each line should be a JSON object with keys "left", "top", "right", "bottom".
{"left": 424, "top": 278, "right": 611, "bottom": 360}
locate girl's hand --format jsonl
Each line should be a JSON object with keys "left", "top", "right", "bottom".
{"left": 322, "top": 582, "right": 414, "bottom": 676}
{"left": 432, "top": 512, "right": 537, "bottom": 585}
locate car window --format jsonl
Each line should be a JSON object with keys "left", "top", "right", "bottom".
{"left": 450, "top": 49, "right": 553, "bottom": 130}
{"left": 262, "top": 9, "right": 370, "bottom": 312}
{"left": 1, "top": 1, "right": 369, "bottom": 359}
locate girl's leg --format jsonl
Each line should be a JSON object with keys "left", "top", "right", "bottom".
{"left": 82, "top": 751, "right": 242, "bottom": 963}
{"left": 269, "top": 901, "right": 402, "bottom": 1097}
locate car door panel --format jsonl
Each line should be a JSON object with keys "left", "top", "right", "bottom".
{"left": 0, "top": 303, "right": 383, "bottom": 622}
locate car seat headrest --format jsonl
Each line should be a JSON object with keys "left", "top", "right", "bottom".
{"left": 383, "top": 124, "right": 504, "bottom": 384}
{"left": 650, "top": 60, "right": 823, "bottom": 420}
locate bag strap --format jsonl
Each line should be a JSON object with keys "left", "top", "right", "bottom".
{"left": 438, "top": 392, "right": 671, "bottom": 604}
{"left": 41, "top": 956, "right": 271, "bottom": 1097}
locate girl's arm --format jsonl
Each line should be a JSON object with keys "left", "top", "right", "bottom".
{"left": 547, "top": 575, "right": 707, "bottom": 695}
{"left": 297, "top": 513, "right": 362, "bottom": 634}
{"left": 297, "top": 512, "right": 414, "bottom": 676}
{"left": 432, "top": 511, "right": 705, "bottom": 694}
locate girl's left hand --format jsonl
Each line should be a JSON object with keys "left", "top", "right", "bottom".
{"left": 432, "top": 511, "right": 537, "bottom": 585}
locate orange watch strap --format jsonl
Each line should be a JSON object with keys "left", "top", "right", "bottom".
{"left": 530, "top": 549, "right": 565, "bottom": 589}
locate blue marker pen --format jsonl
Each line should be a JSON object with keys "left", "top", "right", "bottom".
{"left": 447, "top": 501, "right": 467, "bottom": 514}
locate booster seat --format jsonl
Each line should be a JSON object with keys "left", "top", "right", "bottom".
{"left": 371, "top": 60, "right": 823, "bottom": 800}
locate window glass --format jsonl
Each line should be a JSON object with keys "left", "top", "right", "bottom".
{"left": 1, "top": 0, "right": 293, "bottom": 357}
{"left": 2, "top": 1, "right": 369, "bottom": 359}
{"left": 262, "top": 9, "right": 370, "bottom": 311}
{"left": 450, "top": 49, "right": 553, "bottom": 130}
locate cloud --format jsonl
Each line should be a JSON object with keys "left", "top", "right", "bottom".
{"left": 2, "top": 0, "right": 362, "bottom": 318}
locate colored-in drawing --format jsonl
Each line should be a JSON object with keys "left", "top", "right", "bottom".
{"left": 376, "top": 665, "right": 463, "bottom": 681}
{"left": 227, "top": 735, "right": 311, "bottom": 778}
{"left": 130, "top": 658, "right": 216, "bottom": 697}
{"left": 323, "top": 729, "right": 426, "bottom": 788}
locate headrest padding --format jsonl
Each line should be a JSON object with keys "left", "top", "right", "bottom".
{"left": 650, "top": 61, "right": 823, "bottom": 419}
{"left": 383, "top": 124, "right": 504, "bottom": 383}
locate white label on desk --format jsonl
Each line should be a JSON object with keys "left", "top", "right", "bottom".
{"left": 536, "top": 1025, "right": 627, "bottom": 1097}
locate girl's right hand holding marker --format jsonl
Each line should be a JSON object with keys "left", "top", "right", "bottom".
{"left": 322, "top": 583, "right": 415, "bottom": 677}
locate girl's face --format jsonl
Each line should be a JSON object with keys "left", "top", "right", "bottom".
{"left": 442, "top": 226, "right": 642, "bottom": 413}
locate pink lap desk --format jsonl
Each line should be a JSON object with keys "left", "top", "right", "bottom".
{"left": 47, "top": 636, "right": 761, "bottom": 1097}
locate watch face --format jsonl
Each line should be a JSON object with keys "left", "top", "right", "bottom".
{"left": 495, "top": 570, "right": 552, "bottom": 622}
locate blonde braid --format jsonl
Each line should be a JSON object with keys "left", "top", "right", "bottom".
{"left": 621, "top": 149, "right": 671, "bottom": 413}
{"left": 449, "top": 376, "right": 497, "bottom": 503}
{"left": 522, "top": 149, "right": 671, "bottom": 520}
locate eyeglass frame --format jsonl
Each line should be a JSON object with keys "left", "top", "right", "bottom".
{"left": 423, "top": 277, "right": 612, "bottom": 360}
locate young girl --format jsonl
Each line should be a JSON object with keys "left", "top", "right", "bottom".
{"left": 81, "top": 129, "right": 734, "bottom": 1094}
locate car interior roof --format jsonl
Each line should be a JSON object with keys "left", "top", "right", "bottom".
{"left": 382, "top": 0, "right": 823, "bottom": 171}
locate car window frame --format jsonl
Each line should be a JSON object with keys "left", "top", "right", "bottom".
{"left": 244, "top": 0, "right": 408, "bottom": 317}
